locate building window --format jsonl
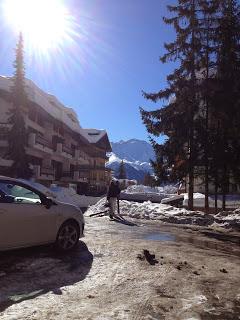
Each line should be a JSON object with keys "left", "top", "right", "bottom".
{"left": 88, "top": 132, "right": 99, "bottom": 136}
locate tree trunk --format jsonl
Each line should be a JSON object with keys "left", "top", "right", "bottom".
{"left": 188, "top": 0, "right": 197, "bottom": 211}
{"left": 204, "top": 22, "right": 210, "bottom": 212}
{"left": 188, "top": 149, "right": 194, "bottom": 210}
{"left": 214, "top": 171, "right": 218, "bottom": 214}
{"left": 222, "top": 164, "right": 227, "bottom": 211}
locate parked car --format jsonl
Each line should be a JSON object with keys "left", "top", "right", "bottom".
{"left": 0, "top": 176, "right": 84, "bottom": 252}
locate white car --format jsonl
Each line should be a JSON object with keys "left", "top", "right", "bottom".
{"left": 0, "top": 176, "right": 84, "bottom": 251}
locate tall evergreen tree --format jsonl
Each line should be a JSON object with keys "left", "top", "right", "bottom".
{"left": 195, "top": 0, "right": 220, "bottom": 210}
{"left": 195, "top": 0, "right": 240, "bottom": 211}
{"left": 212, "top": 0, "right": 240, "bottom": 210}
{"left": 144, "top": 128, "right": 188, "bottom": 185}
{"left": 7, "top": 33, "right": 32, "bottom": 178}
{"left": 140, "top": 0, "right": 204, "bottom": 210}
{"left": 141, "top": 0, "right": 240, "bottom": 211}
{"left": 117, "top": 160, "right": 127, "bottom": 179}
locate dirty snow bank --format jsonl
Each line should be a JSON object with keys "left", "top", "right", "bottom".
{"left": 88, "top": 198, "right": 240, "bottom": 230}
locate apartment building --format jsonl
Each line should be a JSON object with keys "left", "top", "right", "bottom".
{"left": 0, "top": 76, "right": 112, "bottom": 194}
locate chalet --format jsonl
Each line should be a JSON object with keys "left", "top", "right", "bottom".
{"left": 0, "top": 76, "right": 112, "bottom": 195}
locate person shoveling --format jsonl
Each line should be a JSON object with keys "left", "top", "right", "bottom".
{"left": 89, "top": 180, "right": 121, "bottom": 219}
{"left": 106, "top": 180, "right": 121, "bottom": 220}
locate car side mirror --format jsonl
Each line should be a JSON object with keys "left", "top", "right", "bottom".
{"left": 44, "top": 197, "right": 53, "bottom": 209}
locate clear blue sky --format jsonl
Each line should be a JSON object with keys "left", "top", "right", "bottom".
{"left": 0, "top": 0, "right": 176, "bottom": 143}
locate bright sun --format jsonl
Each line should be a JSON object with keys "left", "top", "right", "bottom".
{"left": 3, "top": 0, "right": 73, "bottom": 52}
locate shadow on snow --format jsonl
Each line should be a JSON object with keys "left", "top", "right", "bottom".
{"left": 111, "top": 215, "right": 138, "bottom": 226}
{"left": 0, "top": 241, "right": 93, "bottom": 312}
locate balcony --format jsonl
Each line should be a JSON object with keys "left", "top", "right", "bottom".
{"left": 36, "top": 135, "right": 53, "bottom": 149}
{"left": 55, "top": 143, "right": 74, "bottom": 159}
{"left": 77, "top": 164, "right": 111, "bottom": 171}
{"left": 60, "top": 171, "right": 89, "bottom": 183}
{"left": 74, "top": 149, "right": 90, "bottom": 164}
{"left": 41, "top": 166, "right": 55, "bottom": 176}
{"left": 0, "top": 158, "right": 13, "bottom": 167}
{"left": 62, "top": 145, "right": 75, "bottom": 157}
{"left": 25, "top": 118, "right": 44, "bottom": 134}
{"left": 33, "top": 165, "right": 55, "bottom": 181}
{"left": 60, "top": 171, "right": 74, "bottom": 182}
{"left": 0, "top": 123, "right": 10, "bottom": 147}
{"left": 0, "top": 137, "right": 8, "bottom": 147}
{"left": 74, "top": 171, "right": 89, "bottom": 183}
{"left": 28, "top": 133, "right": 53, "bottom": 154}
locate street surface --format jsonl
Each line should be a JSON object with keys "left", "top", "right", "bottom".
{"left": 0, "top": 212, "right": 240, "bottom": 320}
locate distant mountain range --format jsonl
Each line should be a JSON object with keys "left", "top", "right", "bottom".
{"left": 106, "top": 139, "right": 155, "bottom": 181}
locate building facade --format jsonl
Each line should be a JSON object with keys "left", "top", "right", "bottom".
{"left": 0, "top": 76, "right": 112, "bottom": 194}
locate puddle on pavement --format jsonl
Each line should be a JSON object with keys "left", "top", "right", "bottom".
{"left": 143, "top": 232, "right": 175, "bottom": 242}
{"left": 178, "top": 235, "right": 240, "bottom": 256}
{"left": 140, "top": 230, "right": 240, "bottom": 256}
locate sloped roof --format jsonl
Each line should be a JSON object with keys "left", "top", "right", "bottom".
{"left": 80, "top": 128, "right": 112, "bottom": 152}
{"left": 80, "top": 129, "right": 107, "bottom": 143}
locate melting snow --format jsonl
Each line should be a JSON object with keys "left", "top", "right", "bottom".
{"left": 88, "top": 198, "right": 240, "bottom": 230}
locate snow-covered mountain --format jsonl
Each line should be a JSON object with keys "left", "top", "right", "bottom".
{"left": 107, "top": 139, "right": 155, "bottom": 181}
{"left": 111, "top": 139, "right": 155, "bottom": 163}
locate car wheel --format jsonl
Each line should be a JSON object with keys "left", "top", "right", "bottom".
{"left": 56, "top": 221, "right": 80, "bottom": 251}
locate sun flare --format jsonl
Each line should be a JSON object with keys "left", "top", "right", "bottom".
{"left": 3, "top": 0, "right": 73, "bottom": 52}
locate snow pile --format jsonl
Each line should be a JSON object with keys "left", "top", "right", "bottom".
{"left": 123, "top": 184, "right": 178, "bottom": 194}
{"left": 21, "top": 180, "right": 102, "bottom": 208}
{"left": 50, "top": 185, "right": 102, "bottom": 207}
{"left": 88, "top": 198, "right": 240, "bottom": 230}
{"left": 183, "top": 193, "right": 240, "bottom": 208}
{"left": 214, "top": 209, "right": 240, "bottom": 229}
{"left": 161, "top": 194, "right": 184, "bottom": 204}
{"left": 120, "top": 184, "right": 178, "bottom": 203}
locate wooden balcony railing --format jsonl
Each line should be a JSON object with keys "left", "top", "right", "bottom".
{"left": 0, "top": 123, "right": 10, "bottom": 140}
{"left": 62, "top": 145, "right": 75, "bottom": 157}
{"left": 40, "top": 166, "right": 55, "bottom": 176}
{"left": 62, "top": 171, "right": 74, "bottom": 178}
{"left": 36, "top": 135, "right": 53, "bottom": 149}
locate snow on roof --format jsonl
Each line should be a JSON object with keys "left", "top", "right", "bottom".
{"left": 79, "top": 128, "right": 108, "bottom": 144}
